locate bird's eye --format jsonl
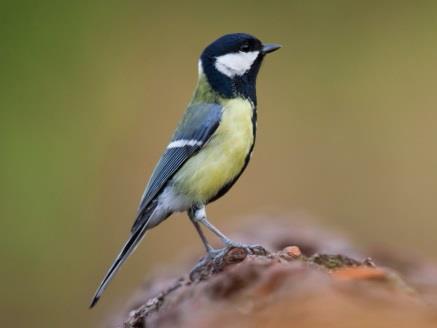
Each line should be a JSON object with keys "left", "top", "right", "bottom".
{"left": 240, "top": 43, "right": 250, "bottom": 52}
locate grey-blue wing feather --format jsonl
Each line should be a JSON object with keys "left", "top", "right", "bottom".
{"left": 131, "top": 103, "right": 222, "bottom": 233}
{"left": 90, "top": 103, "right": 222, "bottom": 308}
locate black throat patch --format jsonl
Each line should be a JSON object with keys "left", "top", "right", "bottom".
{"left": 200, "top": 54, "right": 264, "bottom": 106}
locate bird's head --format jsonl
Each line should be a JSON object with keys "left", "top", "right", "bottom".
{"left": 199, "top": 33, "right": 281, "bottom": 103}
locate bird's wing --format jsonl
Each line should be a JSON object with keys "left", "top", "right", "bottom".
{"left": 132, "top": 103, "right": 222, "bottom": 233}
{"left": 89, "top": 103, "right": 222, "bottom": 308}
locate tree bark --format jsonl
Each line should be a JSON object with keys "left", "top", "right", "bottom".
{"left": 112, "top": 217, "right": 437, "bottom": 328}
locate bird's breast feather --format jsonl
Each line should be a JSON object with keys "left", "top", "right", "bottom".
{"left": 172, "top": 98, "right": 254, "bottom": 202}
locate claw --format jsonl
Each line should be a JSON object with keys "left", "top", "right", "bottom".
{"left": 189, "top": 244, "right": 268, "bottom": 281}
{"left": 189, "top": 247, "right": 227, "bottom": 280}
{"left": 206, "top": 247, "right": 224, "bottom": 258}
{"left": 223, "top": 241, "right": 267, "bottom": 255}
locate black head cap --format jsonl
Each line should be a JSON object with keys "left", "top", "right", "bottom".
{"left": 202, "top": 33, "right": 263, "bottom": 58}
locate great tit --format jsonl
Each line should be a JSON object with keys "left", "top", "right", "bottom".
{"left": 90, "top": 33, "right": 281, "bottom": 307}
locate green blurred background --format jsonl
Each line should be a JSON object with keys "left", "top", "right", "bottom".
{"left": 1, "top": 1, "right": 437, "bottom": 326}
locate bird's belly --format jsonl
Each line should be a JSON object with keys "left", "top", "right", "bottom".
{"left": 172, "top": 99, "right": 254, "bottom": 203}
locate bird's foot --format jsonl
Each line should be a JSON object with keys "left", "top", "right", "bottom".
{"left": 222, "top": 240, "right": 267, "bottom": 256}
{"left": 189, "top": 244, "right": 268, "bottom": 281}
{"left": 189, "top": 247, "right": 226, "bottom": 280}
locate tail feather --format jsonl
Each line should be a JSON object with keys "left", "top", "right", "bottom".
{"left": 89, "top": 221, "right": 149, "bottom": 308}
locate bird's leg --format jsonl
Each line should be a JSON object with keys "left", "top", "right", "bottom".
{"left": 190, "top": 205, "right": 262, "bottom": 251}
{"left": 188, "top": 205, "right": 266, "bottom": 279}
{"left": 189, "top": 218, "right": 217, "bottom": 257}
{"left": 188, "top": 207, "right": 225, "bottom": 258}
{"left": 188, "top": 208, "right": 228, "bottom": 278}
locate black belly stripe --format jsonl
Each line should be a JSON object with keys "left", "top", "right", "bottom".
{"left": 208, "top": 106, "right": 257, "bottom": 203}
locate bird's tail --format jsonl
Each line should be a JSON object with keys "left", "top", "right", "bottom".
{"left": 89, "top": 219, "right": 150, "bottom": 308}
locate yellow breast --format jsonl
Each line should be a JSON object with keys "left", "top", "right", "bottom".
{"left": 172, "top": 98, "right": 254, "bottom": 203}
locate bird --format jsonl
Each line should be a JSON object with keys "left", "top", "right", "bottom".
{"left": 90, "top": 33, "right": 281, "bottom": 308}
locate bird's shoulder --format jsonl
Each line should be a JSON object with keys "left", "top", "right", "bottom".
{"left": 172, "top": 102, "right": 223, "bottom": 141}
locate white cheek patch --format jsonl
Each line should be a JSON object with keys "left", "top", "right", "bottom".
{"left": 215, "top": 51, "right": 259, "bottom": 78}
{"left": 198, "top": 59, "right": 204, "bottom": 76}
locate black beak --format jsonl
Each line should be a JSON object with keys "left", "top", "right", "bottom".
{"left": 262, "top": 43, "right": 282, "bottom": 54}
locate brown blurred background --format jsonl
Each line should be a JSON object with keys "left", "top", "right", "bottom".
{"left": 1, "top": 1, "right": 437, "bottom": 327}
